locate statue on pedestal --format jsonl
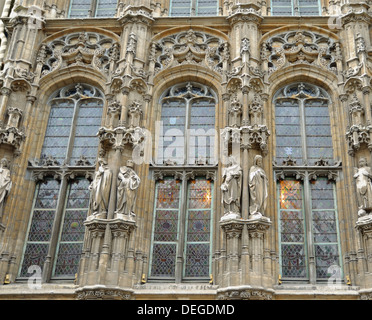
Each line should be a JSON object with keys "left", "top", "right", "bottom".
{"left": 221, "top": 156, "right": 242, "bottom": 219}
{"left": 249, "top": 155, "right": 268, "bottom": 219}
{"left": 88, "top": 158, "right": 112, "bottom": 218}
{"left": 115, "top": 160, "right": 140, "bottom": 218}
{"left": 354, "top": 157, "right": 372, "bottom": 217}
{"left": 0, "top": 158, "right": 12, "bottom": 222}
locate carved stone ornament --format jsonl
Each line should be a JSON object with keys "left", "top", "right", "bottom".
{"left": 217, "top": 286, "right": 274, "bottom": 300}
{"left": 75, "top": 286, "right": 133, "bottom": 300}
{"left": 38, "top": 32, "right": 119, "bottom": 78}
{"left": 153, "top": 29, "right": 226, "bottom": 75}
{"left": 264, "top": 30, "right": 339, "bottom": 75}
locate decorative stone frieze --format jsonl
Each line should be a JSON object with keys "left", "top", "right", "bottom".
{"left": 217, "top": 286, "right": 274, "bottom": 300}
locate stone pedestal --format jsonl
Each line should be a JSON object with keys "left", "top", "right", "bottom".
{"left": 218, "top": 217, "right": 273, "bottom": 299}
{"left": 76, "top": 216, "right": 136, "bottom": 298}
{"left": 356, "top": 215, "right": 372, "bottom": 287}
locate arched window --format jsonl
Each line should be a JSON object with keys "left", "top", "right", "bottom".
{"left": 157, "top": 82, "right": 217, "bottom": 165}
{"left": 19, "top": 84, "right": 104, "bottom": 280}
{"left": 170, "top": 0, "right": 218, "bottom": 16}
{"left": 274, "top": 83, "right": 342, "bottom": 283}
{"left": 68, "top": 0, "right": 117, "bottom": 18}
{"left": 271, "top": 0, "right": 320, "bottom": 16}
{"left": 150, "top": 81, "right": 217, "bottom": 282}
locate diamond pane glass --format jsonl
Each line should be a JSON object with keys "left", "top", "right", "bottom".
{"left": 184, "top": 179, "right": 212, "bottom": 278}
{"left": 54, "top": 179, "right": 89, "bottom": 277}
{"left": 197, "top": 0, "right": 217, "bottom": 16}
{"left": 298, "top": 0, "right": 320, "bottom": 15}
{"left": 41, "top": 100, "right": 74, "bottom": 163}
{"left": 70, "top": 100, "right": 103, "bottom": 164}
{"left": 95, "top": 0, "right": 117, "bottom": 17}
{"left": 150, "top": 243, "right": 177, "bottom": 277}
{"left": 27, "top": 210, "right": 55, "bottom": 242}
{"left": 159, "top": 99, "right": 186, "bottom": 164}
{"left": 184, "top": 243, "right": 210, "bottom": 277}
{"left": 305, "top": 100, "right": 333, "bottom": 164}
{"left": 66, "top": 179, "right": 90, "bottom": 209}
{"left": 281, "top": 244, "right": 307, "bottom": 278}
{"left": 188, "top": 179, "right": 212, "bottom": 209}
{"left": 19, "top": 243, "right": 49, "bottom": 277}
{"left": 34, "top": 180, "right": 60, "bottom": 209}
{"left": 150, "top": 179, "right": 182, "bottom": 278}
{"left": 310, "top": 178, "right": 335, "bottom": 210}
{"left": 189, "top": 99, "right": 215, "bottom": 164}
{"left": 53, "top": 243, "right": 84, "bottom": 276}
{"left": 279, "top": 180, "right": 307, "bottom": 279}
{"left": 156, "top": 179, "right": 181, "bottom": 209}
{"left": 279, "top": 180, "right": 302, "bottom": 209}
{"left": 311, "top": 179, "right": 341, "bottom": 278}
{"left": 154, "top": 210, "right": 179, "bottom": 242}
{"left": 275, "top": 100, "right": 302, "bottom": 164}
{"left": 187, "top": 210, "right": 210, "bottom": 242}
{"left": 69, "top": 0, "right": 91, "bottom": 18}
{"left": 170, "top": 0, "right": 191, "bottom": 16}
{"left": 280, "top": 210, "right": 305, "bottom": 242}
{"left": 271, "top": 0, "right": 292, "bottom": 15}
{"left": 314, "top": 244, "right": 340, "bottom": 278}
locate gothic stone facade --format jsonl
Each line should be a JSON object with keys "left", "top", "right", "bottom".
{"left": 0, "top": 0, "right": 371, "bottom": 300}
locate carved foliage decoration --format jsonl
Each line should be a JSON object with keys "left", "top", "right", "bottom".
{"left": 263, "top": 30, "right": 339, "bottom": 74}
{"left": 153, "top": 29, "right": 226, "bottom": 75}
{"left": 38, "top": 32, "right": 120, "bottom": 78}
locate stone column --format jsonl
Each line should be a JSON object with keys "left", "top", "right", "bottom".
{"left": 247, "top": 218, "right": 271, "bottom": 287}
{"left": 220, "top": 220, "right": 244, "bottom": 287}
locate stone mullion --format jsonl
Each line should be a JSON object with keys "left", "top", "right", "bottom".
{"left": 303, "top": 174, "right": 316, "bottom": 284}
{"left": 175, "top": 174, "right": 187, "bottom": 283}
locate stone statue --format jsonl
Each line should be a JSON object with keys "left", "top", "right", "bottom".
{"left": 221, "top": 156, "right": 242, "bottom": 218}
{"left": 0, "top": 158, "right": 12, "bottom": 222}
{"left": 354, "top": 157, "right": 372, "bottom": 216}
{"left": 88, "top": 158, "right": 112, "bottom": 218}
{"left": 249, "top": 155, "right": 268, "bottom": 219}
{"left": 115, "top": 160, "right": 140, "bottom": 218}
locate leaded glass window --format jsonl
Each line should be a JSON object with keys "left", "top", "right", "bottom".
{"left": 278, "top": 179, "right": 341, "bottom": 281}
{"left": 149, "top": 177, "right": 213, "bottom": 281}
{"left": 170, "top": 0, "right": 218, "bottom": 16}
{"left": 41, "top": 84, "right": 103, "bottom": 165}
{"left": 274, "top": 83, "right": 333, "bottom": 165}
{"left": 19, "top": 84, "right": 104, "bottom": 281}
{"left": 69, "top": 0, "right": 117, "bottom": 18}
{"left": 53, "top": 179, "right": 90, "bottom": 277}
{"left": 271, "top": 0, "right": 320, "bottom": 16}
{"left": 157, "top": 82, "right": 217, "bottom": 165}
{"left": 275, "top": 83, "right": 342, "bottom": 283}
